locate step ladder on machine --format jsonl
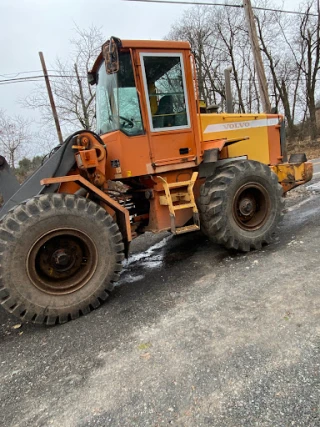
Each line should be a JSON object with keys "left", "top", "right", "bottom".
{"left": 158, "top": 172, "right": 200, "bottom": 235}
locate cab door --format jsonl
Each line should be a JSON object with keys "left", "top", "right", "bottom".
{"left": 138, "top": 50, "right": 200, "bottom": 171}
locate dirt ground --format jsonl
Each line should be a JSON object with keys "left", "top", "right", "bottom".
{"left": 0, "top": 178, "right": 319, "bottom": 427}
{"left": 288, "top": 137, "right": 320, "bottom": 160}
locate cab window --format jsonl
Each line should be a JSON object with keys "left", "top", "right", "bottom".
{"left": 140, "top": 54, "right": 190, "bottom": 132}
{"left": 96, "top": 52, "right": 144, "bottom": 136}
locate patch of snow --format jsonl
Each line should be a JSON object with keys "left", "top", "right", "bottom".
{"left": 117, "top": 274, "right": 145, "bottom": 285}
{"left": 119, "top": 235, "right": 173, "bottom": 285}
{"left": 124, "top": 235, "right": 172, "bottom": 267}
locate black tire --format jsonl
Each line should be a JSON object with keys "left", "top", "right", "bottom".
{"left": 0, "top": 194, "right": 124, "bottom": 325}
{"left": 199, "top": 160, "right": 284, "bottom": 251}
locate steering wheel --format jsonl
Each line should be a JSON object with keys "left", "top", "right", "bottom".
{"left": 119, "top": 116, "right": 134, "bottom": 129}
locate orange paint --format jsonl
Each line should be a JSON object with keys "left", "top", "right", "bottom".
{"left": 267, "top": 114, "right": 282, "bottom": 164}
{"left": 43, "top": 39, "right": 311, "bottom": 242}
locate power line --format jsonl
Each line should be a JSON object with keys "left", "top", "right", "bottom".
{"left": 124, "top": 0, "right": 240, "bottom": 9}
{"left": 0, "top": 75, "right": 64, "bottom": 83}
{"left": 123, "top": 0, "right": 319, "bottom": 17}
{"left": 0, "top": 70, "right": 56, "bottom": 78}
{"left": 1, "top": 69, "right": 318, "bottom": 86}
{"left": 0, "top": 74, "right": 87, "bottom": 85}
{"left": 0, "top": 74, "right": 318, "bottom": 87}
{"left": 0, "top": 70, "right": 86, "bottom": 81}
{"left": 0, "top": 79, "right": 43, "bottom": 86}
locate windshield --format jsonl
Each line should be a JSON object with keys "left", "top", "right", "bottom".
{"left": 96, "top": 52, "right": 144, "bottom": 136}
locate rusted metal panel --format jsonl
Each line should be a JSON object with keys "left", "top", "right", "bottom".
{"left": 270, "top": 161, "right": 313, "bottom": 193}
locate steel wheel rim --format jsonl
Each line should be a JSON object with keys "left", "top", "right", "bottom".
{"left": 27, "top": 228, "right": 98, "bottom": 295}
{"left": 232, "top": 183, "right": 271, "bottom": 231}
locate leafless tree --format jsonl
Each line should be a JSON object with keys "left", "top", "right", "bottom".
{"left": 166, "top": 0, "right": 320, "bottom": 142}
{"left": 167, "top": 4, "right": 257, "bottom": 113}
{"left": 255, "top": 9, "right": 299, "bottom": 137}
{"left": 167, "top": 6, "right": 222, "bottom": 106}
{"left": 24, "top": 25, "right": 104, "bottom": 136}
{"left": 214, "top": 5, "right": 250, "bottom": 113}
{"left": 256, "top": 1, "right": 320, "bottom": 140}
{"left": 0, "top": 110, "right": 32, "bottom": 168}
{"left": 295, "top": 1, "right": 320, "bottom": 142}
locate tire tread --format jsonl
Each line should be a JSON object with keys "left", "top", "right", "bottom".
{"left": 198, "top": 160, "right": 284, "bottom": 252}
{"left": 0, "top": 194, "right": 125, "bottom": 325}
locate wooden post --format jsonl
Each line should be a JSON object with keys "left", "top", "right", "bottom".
{"left": 39, "top": 52, "right": 64, "bottom": 144}
{"left": 224, "top": 66, "right": 234, "bottom": 113}
{"left": 243, "top": 0, "right": 271, "bottom": 113}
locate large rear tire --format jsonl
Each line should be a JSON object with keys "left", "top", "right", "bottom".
{"left": 0, "top": 194, "right": 124, "bottom": 325}
{"left": 199, "top": 160, "right": 284, "bottom": 251}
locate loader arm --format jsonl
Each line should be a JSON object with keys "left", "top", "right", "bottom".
{"left": 0, "top": 142, "right": 76, "bottom": 219}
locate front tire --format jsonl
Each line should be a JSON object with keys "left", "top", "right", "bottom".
{"left": 199, "top": 160, "right": 284, "bottom": 251}
{"left": 0, "top": 194, "right": 124, "bottom": 325}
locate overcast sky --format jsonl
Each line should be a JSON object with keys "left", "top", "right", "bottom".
{"left": 0, "top": 0, "right": 303, "bottom": 134}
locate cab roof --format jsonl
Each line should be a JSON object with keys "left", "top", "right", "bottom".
{"left": 90, "top": 39, "right": 191, "bottom": 74}
{"left": 120, "top": 39, "right": 191, "bottom": 50}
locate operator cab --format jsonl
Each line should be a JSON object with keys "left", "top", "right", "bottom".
{"left": 94, "top": 43, "right": 190, "bottom": 136}
{"left": 89, "top": 37, "right": 200, "bottom": 178}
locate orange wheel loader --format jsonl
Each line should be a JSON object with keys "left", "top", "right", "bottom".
{"left": 0, "top": 37, "right": 313, "bottom": 325}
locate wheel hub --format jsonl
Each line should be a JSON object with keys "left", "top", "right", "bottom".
{"left": 239, "top": 197, "right": 256, "bottom": 217}
{"left": 27, "top": 228, "right": 98, "bottom": 295}
{"left": 51, "top": 249, "right": 75, "bottom": 270}
{"left": 233, "top": 183, "right": 271, "bottom": 231}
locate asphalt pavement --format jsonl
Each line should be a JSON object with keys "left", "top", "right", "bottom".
{"left": 0, "top": 175, "right": 320, "bottom": 426}
{"left": 311, "top": 157, "right": 320, "bottom": 176}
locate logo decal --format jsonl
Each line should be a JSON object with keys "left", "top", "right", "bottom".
{"left": 204, "top": 118, "right": 279, "bottom": 134}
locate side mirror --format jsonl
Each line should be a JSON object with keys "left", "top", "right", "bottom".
{"left": 102, "top": 36, "right": 122, "bottom": 74}
{"left": 87, "top": 72, "right": 96, "bottom": 86}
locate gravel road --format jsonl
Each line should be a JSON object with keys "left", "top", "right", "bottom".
{"left": 0, "top": 183, "right": 319, "bottom": 427}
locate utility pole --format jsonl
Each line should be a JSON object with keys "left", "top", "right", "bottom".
{"left": 39, "top": 52, "right": 64, "bottom": 144}
{"left": 224, "top": 66, "right": 234, "bottom": 113}
{"left": 243, "top": 0, "right": 271, "bottom": 113}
